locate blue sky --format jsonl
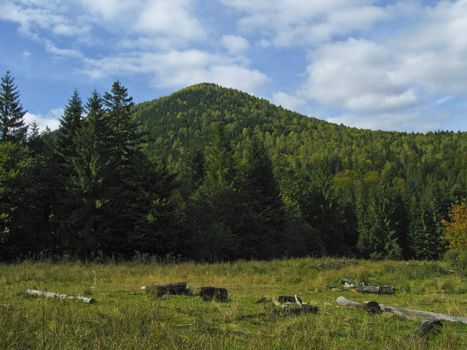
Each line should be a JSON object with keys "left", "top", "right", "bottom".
{"left": 0, "top": 0, "right": 466, "bottom": 132}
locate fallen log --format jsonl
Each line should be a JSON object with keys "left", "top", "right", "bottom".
{"left": 278, "top": 304, "right": 319, "bottom": 315}
{"left": 340, "top": 278, "right": 396, "bottom": 294}
{"left": 278, "top": 295, "right": 303, "bottom": 304}
{"left": 272, "top": 294, "right": 319, "bottom": 315}
{"left": 26, "top": 289, "right": 95, "bottom": 304}
{"left": 357, "top": 285, "right": 395, "bottom": 295}
{"left": 336, "top": 296, "right": 467, "bottom": 324}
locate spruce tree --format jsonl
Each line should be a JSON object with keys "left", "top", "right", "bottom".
{"left": 0, "top": 71, "right": 28, "bottom": 143}
{"left": 69, "top": 91, "right": 110, "bottom": 256}
{"left": 28, "top": 120, "right": 40, "bottom": 141}
{"left": 57, "top": 89, "right": 83, "bottom": 160}
{"left": 70, "top": 81, "right": 171, "bottom": 257}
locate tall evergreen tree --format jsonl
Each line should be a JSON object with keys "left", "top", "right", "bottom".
{"left": 103, "top": 80, "right": 139, "bottom": 160}
{"left": 28, "top": 120, "right": 40, "bottom": 142}
{"left": 67, "top": 81, "right": 174, "bottom": 258}
{"left": 68, "top": 91, "right": 108, "bottom": 255}
{"left": 57, "top": 89, "right": 83, "bottom": 160}
{"left": 48, "top": 89, "right": 85, "bottom": 255}
{"left": 0, "top": 71, "right": 27, "bottom": 143}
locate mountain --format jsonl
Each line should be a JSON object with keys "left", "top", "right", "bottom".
{"left": 133, "top": 83, "right": 466, "bottom": 259}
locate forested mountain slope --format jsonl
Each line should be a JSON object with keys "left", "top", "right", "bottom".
{"left": 134, "top": 83, "right": 466, "bottom": 259}
{"left": 1, "top": 78, "right": 465, "bottom": 261}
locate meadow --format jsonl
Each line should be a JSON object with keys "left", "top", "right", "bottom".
{"left": 0, "top": 258, "right": 466, "bottom": 349}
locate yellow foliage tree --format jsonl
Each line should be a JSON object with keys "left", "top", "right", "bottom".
{"left": 442, "top": 203, "right": 467, "bottom": 253}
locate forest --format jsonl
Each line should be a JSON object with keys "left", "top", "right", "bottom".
{"left": 1, "top": 72, "right": 466, "bottom": 261}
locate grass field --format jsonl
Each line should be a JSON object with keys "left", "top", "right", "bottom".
{"left": 0, "top": 258, "right": 466, "bottom": 349}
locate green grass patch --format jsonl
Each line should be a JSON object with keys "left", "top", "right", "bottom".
{"left": 0, "top": 258, "right": 466, "bottom": 349}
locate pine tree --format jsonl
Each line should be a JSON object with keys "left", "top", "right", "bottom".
{"left": 57, "top": 89, "right": 83, "bottom": 160}
{"left": 28, "top": 120, "right": 40, "bottom": 141}
{"left": 67, "top": 81, "right": 173, "bottom": 258}
{"left": 69, "top": 91, "right": 109, "bottom": 255}
{"left": 0, "top": 71, "right": 28, "bottom": 143}
{"left": 103, "top": 80, "right": 140, "bottom": 161}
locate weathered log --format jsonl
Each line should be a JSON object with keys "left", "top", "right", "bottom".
{"left": 336, "top": 296, "right": 467, "bottom": 324}
{"left": 155, "top": 282, "right": 191, "bottom": 297}
{"left": 273, "top": 294, "right": 319, "bottom": 315}
{"left": 200, "top": 287, "right": 228, "bottom": 302}
{"left": 357, "top": 285, "right": 395, "bottom": 295}
{"left": 26, "top": 289, "right": 95, "bottom": 304}
{"left": 279, "top": 304, "right": 319, "bottom": 315}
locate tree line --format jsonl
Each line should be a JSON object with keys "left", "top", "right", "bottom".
{"left": 0, "top": 74, "right": 465, "bottom": 261}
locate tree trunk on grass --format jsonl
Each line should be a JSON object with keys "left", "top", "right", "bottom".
{"left": 26, "top": 289, "right": 95, "bottom": 304}
{"left": 336, "top": 296, "right": 467, "bottom": 324}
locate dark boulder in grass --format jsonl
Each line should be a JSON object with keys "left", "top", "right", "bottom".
{"left": 200, "top": 287, "right": 229, "bottom": 302}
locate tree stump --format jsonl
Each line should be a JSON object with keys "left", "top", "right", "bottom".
{"left": 200, "top": 287, "right": 229, "bottom": 302}
{"left": 155, "top": 282, "right": 191, "bottom": 297}
{"left": 417, "top": 320, "right": 443, "bottom": 338}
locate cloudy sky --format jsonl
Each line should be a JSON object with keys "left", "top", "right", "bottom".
{"left": 1, "top": 0, "right": 466, "bottom": 132}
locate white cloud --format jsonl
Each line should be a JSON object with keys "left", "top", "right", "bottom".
{"left": 221, "top": 0, "right": 388, "bottom": 47}
{"left": 272, "top": 92, "right": 305, "bottom": 111}
{"left": 304, "top": 38, "right": 417, "bottom": 113}
{"left": 24, "top": 109, "right": 62, "bottom": 132}
{"left": 135, "top": 0, "right": 204, "bottom": 41}
{"left": 0, "top": 0, "right": 205, "bottom": 58}
{"left": 326, "top": 113, "right": 443, "bottom": 133}
{"left": 44, "top": 39, "right": 82, "bottom": 58}
{"left": 257, "top": 39, "right": 271, "bottom": 48}
{"left": 22, "top": 50, "right": 32, "bottom": 60}
{"left": 221, "top": 35, "right": 249, "bottom": 55}
{"left": 82, "top": 49, "right": 271, "bottom": 94}
{"left": 79, "top": 0, "right": 135, "bottom": 20}
{"left": 301, "top": 1, "right": 467, "bottom": 119}
{"left": 0, "top": 1, "right": 90, "bottom": 39}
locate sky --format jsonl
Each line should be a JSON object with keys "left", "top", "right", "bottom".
{"left": 0, "top": 0, "right": 466, "bottom": 132}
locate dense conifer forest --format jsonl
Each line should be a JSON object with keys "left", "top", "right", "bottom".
{"left": 0, "top": 73, "right": 465, "bottom": 261}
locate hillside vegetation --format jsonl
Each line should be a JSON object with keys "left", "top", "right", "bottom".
{"left": 134, "top": 83, "right": 466, "bottom": 260}
{"left": 0, "top": 76, "right": 465, "bottom": 261}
